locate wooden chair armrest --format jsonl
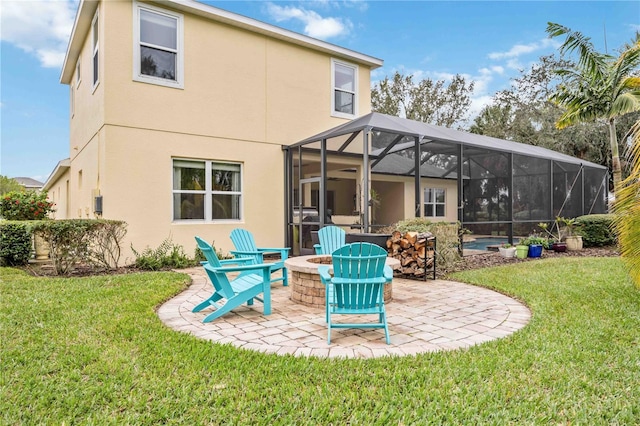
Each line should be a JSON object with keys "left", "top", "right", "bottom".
{"left": 206, "top": 263, "right": 273, "bottom": 274}
{"left": 256, "top": 247, "right": 290, "bottom": 259}
{"left": 383, "top": 265, "right": 393, "bottom": 282}
{"left": 219, "top": 258, "right": 253, "bottom": 265}
{"left": 318, "top": 265, "right": 332, "bottom": 284}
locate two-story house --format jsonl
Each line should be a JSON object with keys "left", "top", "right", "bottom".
{"left": 44, "top": 0, "right": 383, "bottom": 262}
{"left": 45, "top": 0, "right": 609, "bottom": 262}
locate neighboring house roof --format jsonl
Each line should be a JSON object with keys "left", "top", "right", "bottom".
{"left": 60, "top": 0, "right": 383, "bottom": 84}
{"left": 293, "top": 112, "right": 608, "bottom": 170}
{"left": 13, "top": 177, "right": 45, "bottom": 189}
{"left": 42, "top": 158, "right": 71, "bottom": 191}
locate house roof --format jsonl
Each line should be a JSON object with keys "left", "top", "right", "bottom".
{"left": 42, "top": 158, "right": 71, "bottom": 191}
{"left": 60, "top": 0, "right": 383, "bottom": 84}
{"left": 292, "top": 112, "right": 608, "bottom": 170}
{"left": 13, "top": 177, "right": 45, "bottom": 189}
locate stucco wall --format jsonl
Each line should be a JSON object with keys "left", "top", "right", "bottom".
{"left": 54, "top": 0, "right": 377, "bottom": 265}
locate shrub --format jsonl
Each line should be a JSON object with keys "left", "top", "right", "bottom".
{"left": 0, "top": 191, "right": 55, "bottom": 220}
{"left": 0, "top": 221, "right": 32, "bottom": 266}
{"left": 576, "top": 214, "right": 616, "bottom": 247}
{"left": 86, "top": 220, "right": 127, "bottom": 270}
{"left": 132, "top": 236, "right": 198, "bottom": 271}
{"left": 393, "top": 218, "right": 462, "bottom": 270}
{"left": 32, "top": 219, "right": 128, "bottom": 275}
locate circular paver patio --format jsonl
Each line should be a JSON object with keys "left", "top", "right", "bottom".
{"left": 157, "top": 267, "right": 530, "bottom": 358}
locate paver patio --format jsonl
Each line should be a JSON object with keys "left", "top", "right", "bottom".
{"left": 157, "top": 267, "right": 531, "bottom": 359}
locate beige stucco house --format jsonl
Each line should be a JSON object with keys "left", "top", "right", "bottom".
{"left": 44, "top": 0, "right": 386, "bottom": 263}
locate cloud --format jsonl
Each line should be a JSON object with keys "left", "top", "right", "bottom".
{"left": 488, "top": 38, "right": 560, "bottom": 60}
{"left": 0, "top": 0, "right": 78, "bottom": 68}
{"left": 265, "top": 2, "right": 352, "bottom": 39}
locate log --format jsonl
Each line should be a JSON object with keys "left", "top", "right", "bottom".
{"left": 404, "top": 231, "right": 418, "bottom": 245}
{"left": 399, "top": 239, "right": 412, "bottom": 249}
{"left": 401, "top": 256, "right": 415, "bottom": 267}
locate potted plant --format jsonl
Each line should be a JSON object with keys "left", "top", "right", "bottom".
{"left": 558, "top": 217, "right": 583, "bottom": 251}
{"left": 498, "top": 243, "right": 517, "bottom": 258}
{"left": 525, "top": 235, "right": 546, "bottom": 258}
{"left": 538, "top": 221, "right": 567, "bottom": 252}
{"left": 515, "top": 239, "right": 529, "bottom": 259}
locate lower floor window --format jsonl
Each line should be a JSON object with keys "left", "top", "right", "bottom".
{"left": 173, "top": 159, "right": 242, "bottom": 221}
{"left": 424, "top": 188, "right": 445, "bottom": 217}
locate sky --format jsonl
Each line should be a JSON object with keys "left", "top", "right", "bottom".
{"left": 1, "top": 0, "right": 638, "bottom": 183}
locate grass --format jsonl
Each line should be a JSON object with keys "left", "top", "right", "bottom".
{"left": 1, "top": 257, "right": 639, "bottom": 424}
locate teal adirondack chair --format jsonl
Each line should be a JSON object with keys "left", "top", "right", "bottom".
{"left": 229, "top": 229, "right": 290, "bottom": 287}
{"left": 319, "top": 242, "right": 393, "bottom": 344}
{"left": 314, "top": 225, "right": 346, "bottom": 255}
{"left": 193, "top": 236, "right": 272, "bottom": 323}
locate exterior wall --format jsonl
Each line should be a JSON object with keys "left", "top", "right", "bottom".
{"left": 102, "top": 1, "right": 371, "bottom": 144}
{"left": 70, "top": 4, "right": 105, "bottom": 160}
{"left": 47, "top": 169, "right": 71, "bottom": 220}
{"left": 101, "top": 125, "right": 285, "bottom": 263}
{"left": 400, "top": 177, "right": 458, "bottom": 224}
{"left": 51, "top": 0, "right": 377, "bottom": 265}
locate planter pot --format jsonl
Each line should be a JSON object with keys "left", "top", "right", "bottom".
{"left": 565, "top": 236, "right": 583, "bottom": 251}
{"left": 33, "top": 232, "right": 50, "bottom": 260}
{"left": 528, "top": 244, "right": 543, "bottom": 258}
{"left": 515, "top": 245, "right": 529, "bottom": 259}
{"left": 498, "top": 247, "right": 517, "bottom": 258}
{"left": 552, "top": 242, "right": 567, "bottom": 252}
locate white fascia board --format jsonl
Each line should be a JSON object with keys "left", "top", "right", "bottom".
{"left": 161, "top": 0, "right": 383, "bottom": 69}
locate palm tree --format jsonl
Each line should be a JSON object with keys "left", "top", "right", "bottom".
{"left": 546, "top": 23, "right": 640, "bottom": 188}
{"left": 612, "top": 119, "right": 640, "bottom": 288}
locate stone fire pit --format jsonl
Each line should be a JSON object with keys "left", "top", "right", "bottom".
{"left": 284, "top": 255, "right": 400, "bottom": 308}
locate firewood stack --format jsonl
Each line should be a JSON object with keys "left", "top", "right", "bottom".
{"left": 386, "top": 231, "right": 435, "bottom": 277}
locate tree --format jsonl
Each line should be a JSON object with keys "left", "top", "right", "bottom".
{"left": 371, "top": 71, "right": 474, "bottom": 127}
{"left": 613, "top": 119, "right": 640, "bottom": 288}
{"left": 0, "top": 175, "right": 24, "bottom": 196}
{"left": 547, "top": 23, "right": 640, "bottom": 188}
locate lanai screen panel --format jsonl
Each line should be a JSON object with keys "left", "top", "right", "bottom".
{"left": 462, "top": 148, "right": 510, "bottom": 223}
{"left": 553, "top": 161, "right": 583, "bottom": 218}
{"left": 513, "top": 155, "right": 551, "bottom": 221}
{"left": 583, "top": 167, "right": 607, "bottom": 214}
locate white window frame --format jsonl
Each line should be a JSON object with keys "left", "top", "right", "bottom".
{"left": 76, "top": 59, "right": 81, "bottom": 88}
{"left": 133, "top": 2, "right": 184, "bottom": 89}
{"left": 424, "top": 187, "right": 446, "bottom": 218}
{"left": 331, "top": 58, "right": 358, "bottom": 119}
{"left": 91, "top": 9, "right": 99, "bottom": 91}
{"left": 172, "top": 159, "right": 243, "bottom": 222}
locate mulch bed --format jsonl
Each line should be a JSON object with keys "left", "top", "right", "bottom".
{"left": 19, "top": 245, "right": 620, "bottom": 279}
{"left": 443, "top": 245, "right": 619, "bottom": 276}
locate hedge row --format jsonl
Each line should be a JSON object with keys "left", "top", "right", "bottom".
{"left": 0, "top": 219, "right": 127, "bottom": 275}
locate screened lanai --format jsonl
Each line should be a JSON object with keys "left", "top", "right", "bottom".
{"left": 283, "top": 112, "right": 608, "bottom": 255}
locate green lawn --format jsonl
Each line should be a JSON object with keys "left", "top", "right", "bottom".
{"left": 2, "top": 258, "right": 639, "bottom": 424}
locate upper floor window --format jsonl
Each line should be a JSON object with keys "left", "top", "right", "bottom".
{"left": 134, "top": 3, "right": 183, "bottom": 88}
{"left": 173, "top": 159, "right": 242, "bottom": 221}
{"left": 332, "top": 59, "right": 357, "bottom": 118}
{"left": 424, "top": 188, "right": 445, "bottom": 217}
{"left": 91, "top": 10, "right": 99, "bottom": 88}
